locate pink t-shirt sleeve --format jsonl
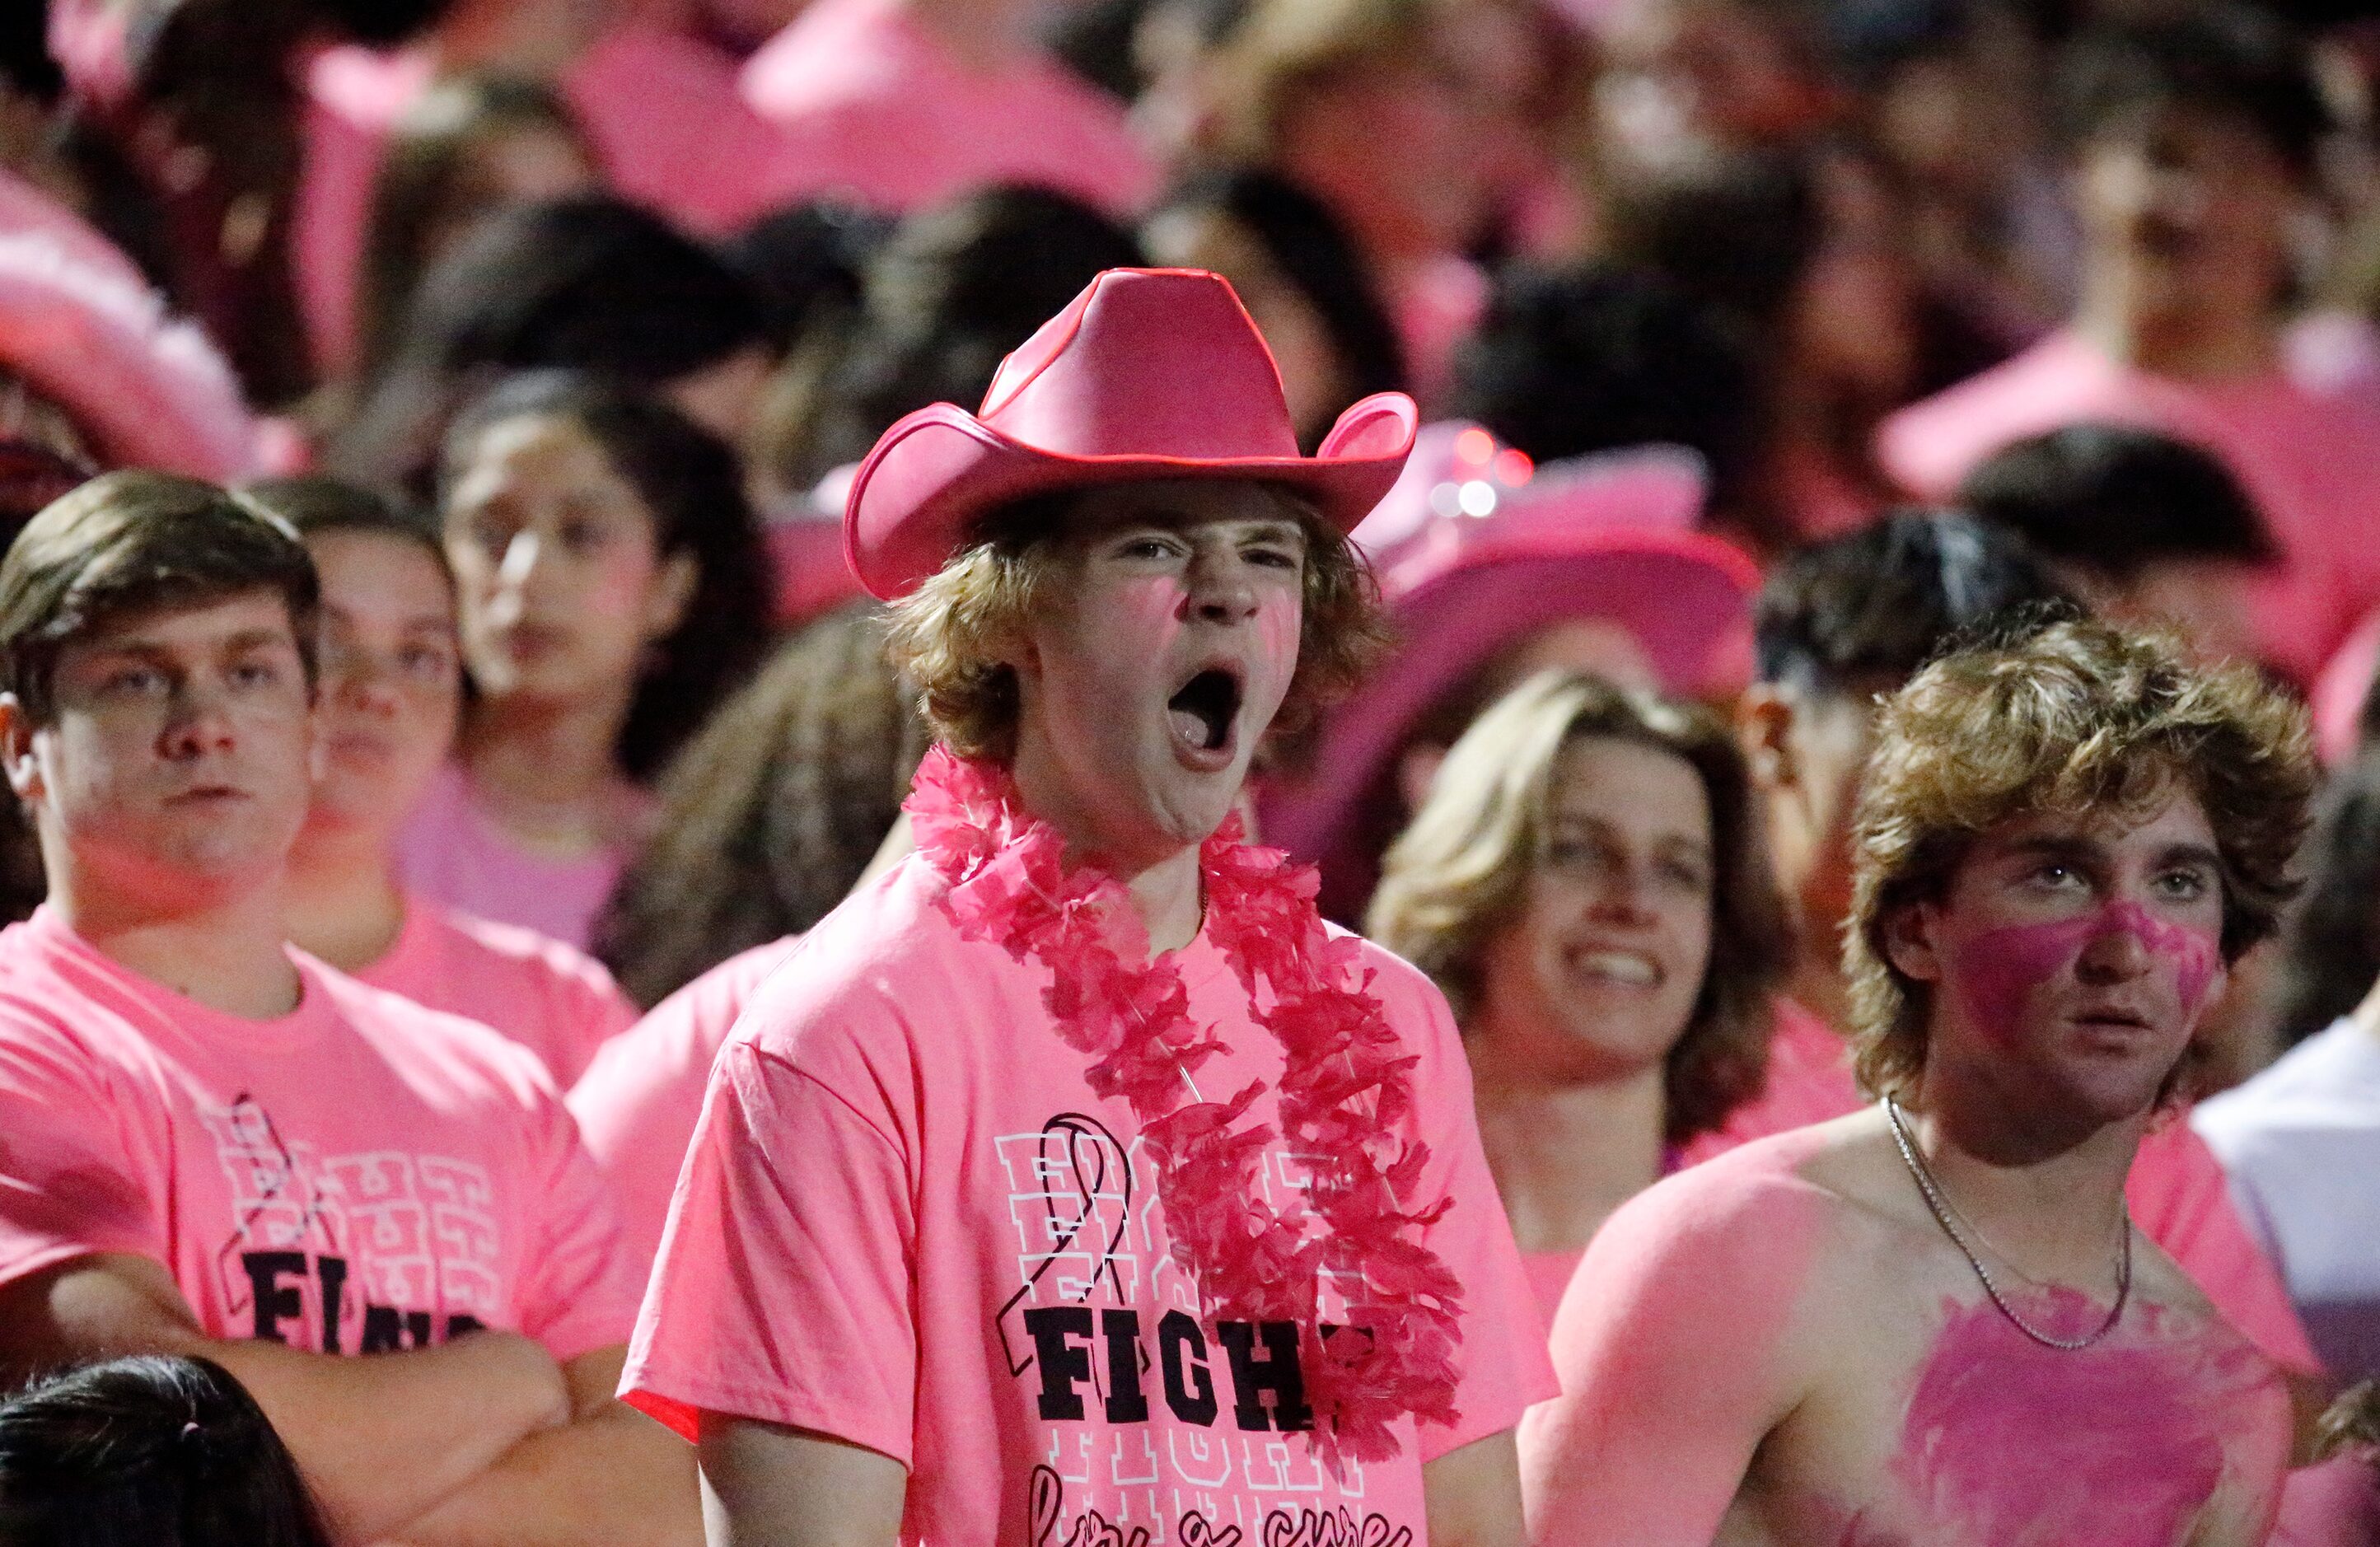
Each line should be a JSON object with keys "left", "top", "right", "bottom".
{"left": 509, "top": 1073, "right": 647, "bottom": 1362}
{"left": 621, "top": 1021, "right": 919, "bottom": 1462}
{"left": 2128, "top": 1119, "right": 2322, "bottom": 1376}
{"left": 0, "top": 1016, "right": 159, "bottom": 1288}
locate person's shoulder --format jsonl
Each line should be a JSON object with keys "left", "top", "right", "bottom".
{"left": 1875, "top": 334, "right": 2116, "bottom": 493}
{"left": 572, "top": 934, "right": 805, "bottom": 1102}
{"left": 431, "top": 904, "right": 632, "bottom": 1009}
{"left": 726, "top": 858, "right": 964, "bottom": 1063}
{"left": 2201, "top": 1021, "right": 2380, "bottom": 1137}
{"left": 305, "top": 956, "right": 561, "bottom": 1106}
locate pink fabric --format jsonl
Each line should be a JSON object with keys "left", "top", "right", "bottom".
{"left": 0, "top": 167, "right": 144, "bottom": 290}
{"left": 2270, "top": 1453, "right": 2380, "bottom": 1547}
{"left": 738, "top": 0, "right": 1155, "bottom": 219}
{"left": 1688, "top": 996, "right": 2323, "bottom": 1375}
{"left": 1388, "top": 254, "right": 1489, "bottom": 404}
{"left": 1875, "top": 330, "right": 2380, "bottom": 685}
{"left": 294, "top": 27, "right": 785, "bottom": 379}
{"left": 0, "top": 907, "right": 638, "bottom": 1358}
{"left": 620, "top": 858, "right": 1553, "bottom": 1540}
{"left": 2312, "top": 605, "right": 2380, "bottom": 765}
{"left": 566, "top": 936, "right": 802, "bottom": 1273}
{"left": 1524, "top": 1246, "right": 1587, "bottom": 1342}
{"left": 392, "top": 764, "right": 636, "bottom": 952}
{"left": 358, "top": 895, "right": 639, "bottom": 1087}
{"left": 0, "top": 230, "right": 258, "bottom": 480}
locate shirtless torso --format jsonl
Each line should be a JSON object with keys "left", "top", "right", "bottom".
{"left": 1521, "top": 1113, "right": 2291, "bottom": 1547}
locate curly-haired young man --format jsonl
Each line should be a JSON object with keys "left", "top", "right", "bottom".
{"left": 620, "top": 269, "right": 1552, "bottom": 1545}
{"left": 1520, "top": 618, "right": 2314, "bottom": 1546}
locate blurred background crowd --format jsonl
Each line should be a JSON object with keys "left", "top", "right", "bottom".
{"left": 11, "top": 0, "right": 2380, "bottom": 1535}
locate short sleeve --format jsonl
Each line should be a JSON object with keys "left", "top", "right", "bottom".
{"left": 620, "top": 1036, "right": 918, "bottom": 1465}
{"left": 0, "top": 1018, "right": 160, "bottom": 1291}
{"left": 1364, "top": 951, "right": 1559, "bottom": 1459}
{"left": 511, "top": 1077, "right": 644, "bottom": 1363}
{"left": 2130, "top": 1120, "right": 2322, "bottom": 1376}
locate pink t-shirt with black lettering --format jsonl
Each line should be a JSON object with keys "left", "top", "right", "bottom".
{"left": 1692, "top": 996, "right": 2322, "bottom": 1375}
{"left": 359, "top": 895, "right": 638, "bottom": 1087}
{"left": 568, "top": 935, "right": 802, "bottom": 1272}
{"left": 0, "top": 907, "right": 638, "bottom": 1360}
{"left": 621, "top": 860, "right": 1553, "bottom": 1543}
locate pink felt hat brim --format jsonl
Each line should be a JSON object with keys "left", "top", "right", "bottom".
{"left": 844, "top": 391, "right": 1419, "bottom": 600}
{"left": 0, "top": 234, "right": 257, "bottom": 482}
{"left": 1255, "top": 526, "right": 1760, "bottom": 905}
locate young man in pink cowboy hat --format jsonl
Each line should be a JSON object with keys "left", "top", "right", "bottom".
{"left": 619, "top": 268, "right": 1553, "bottom": 1544}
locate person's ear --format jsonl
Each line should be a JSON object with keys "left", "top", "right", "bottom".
{"left": 642, "top": 552, "right": 699, "bottom": 643}
{"left": 1737, "top": 684, "right": 1798, "bottom": 792}
{"left": 1396, "top": 741, "right": 1447, "bottom": 817}
{"left": 1880, "top": 895, "right": 1943, "bottom": 984}
{"left": 0, "top": 694, "right": 42, "bottom": 803}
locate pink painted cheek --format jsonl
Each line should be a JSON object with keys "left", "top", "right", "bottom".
{"left": 1951, "top": 914, "right": 2095, "bottom": 1047}
{"left": 1252, "top": 591, "right": 1301, "bottom": 694}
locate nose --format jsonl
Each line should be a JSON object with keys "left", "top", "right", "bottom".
{"left": 1185, "top": 547, "right": 1260, "bottom": 625}
{"left": 159, "top": 679, "right": 240, "bottom": 761}
{"left": 1585, "top": 858, "right": 1660, "bottom": 929}
{"left": 333, "top": 647, "right": 403, "bottom": 718}
{"left": 2074, "top": 906, "right": 2153, "bottom": 984}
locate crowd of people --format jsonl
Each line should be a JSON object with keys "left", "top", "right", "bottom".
{"left": 4, "top": 0, "right": 2380, "bottom": 1542}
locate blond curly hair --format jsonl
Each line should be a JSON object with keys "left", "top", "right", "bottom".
{"left": 1845, "top": 619, "right": 2312, "bottom": 1102}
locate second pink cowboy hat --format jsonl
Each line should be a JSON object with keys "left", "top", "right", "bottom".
{"left": 840, "top": 267, "right": 1420, "bottom": 599}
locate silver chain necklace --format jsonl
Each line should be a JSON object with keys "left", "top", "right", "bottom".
{"left": 1882, "top": 1096, "right": 2134, "bottom": 1352}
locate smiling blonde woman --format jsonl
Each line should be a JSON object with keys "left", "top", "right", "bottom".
{"left": 1369, "top": 668, "right": 1790, "bottom": 1327}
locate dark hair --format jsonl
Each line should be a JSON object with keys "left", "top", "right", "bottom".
{"left": 357, "top": 74, "right": 591, "bottom": 381}
{"left": 1370, "top": 671, "right": 1793, "bottom": 1142}
{"left": 334, "top": 196, "right": 767, "bottom": 491}
{"left": 1955, "top": 424, "right": 2275, "bottom": 578}
{"left": 760, "top": 185, "right": 1145, "bottom": 490}
{"left": 0, "top": 1354, "right": 334, "bottom": 1547}
{"left": 0, "top": 471, "right": 320, "bottom": 723}
{"left": 1753, "top": 509, "right": 2078, "bottom": 696}
{"left": 1149, "top": 168, "right": 1409, "bottom": 443}
{"left": 1447, "top": 265, "right": 1760, "bottom": 508}
{"left": 441, "top": 371, "right": 773, "bottom": 778}
{"left": 2266, "top": 746, "right": 2380, "bottom": 1052}
{"left": 0, "top": 1, "right": 62, "bottom": 103}
{"left": 237, "top": 476, "right": 446, "bottom": 576}
{"left": 1604, "top": 151, "right": 1823, "bottom": 350}
{"left": 722, "top": 200, "right": 892, "bottom": 353}
{"left": 2056, "top": 6, "right": 2329, "bottom": 175}
{"left": 595, "top": 605, "right": 933, "bottom": 1007}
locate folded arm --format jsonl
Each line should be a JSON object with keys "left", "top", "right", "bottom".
{"left": 695, "top": 1413, "right": 908, "bottom": 1547}
{"left": 0, "top": 1254, "right": 568, "bottom": 1543}
{"left": 377, "top": 1346, "right": 702, "bottom": 1547}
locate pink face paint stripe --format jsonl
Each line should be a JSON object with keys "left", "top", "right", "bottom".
{"left": 1952, "top": 901, "right": 2220, "bottom": 1050}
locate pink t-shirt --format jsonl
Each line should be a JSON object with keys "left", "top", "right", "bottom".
{"left": 293, "top": 25, "right": 787, "bottom": 378}
{"left": 0, "top": 907, "right": 638, "bottom": 1359}
{"left": 738, "top": 0, "right": 1155, "bottom": 220}
{"left": 1690, "top": 995, "right": 2322, "bottom": 1375}
{"left": 621, "top": 858, "right": 1554, "bottom": 1541}
{"left": 394, "top": 764, "right": 634, "bottom": 952}
{"left": 566, "top": 935, "right": 802, "bottom": 1273}
{"left": 1875, "top": 330, "right": 2380, "bottom": 685}
{"left": 358, "top": 895, "right": 639, "bottom": 1087}
{"left": 2271, "top": 1453, "right": 2380, "bottom": 1547}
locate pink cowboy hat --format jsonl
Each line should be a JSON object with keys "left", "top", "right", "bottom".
{"left": 842, "top": 267, "right": 1419, "bottom": 599}
{"left": 0, "top": 232, "right": 258, "bottom": 482}
{"left": 1255, "top": 423, "right": 1760, "bottom": 919}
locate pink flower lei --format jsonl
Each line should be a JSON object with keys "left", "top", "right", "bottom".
{"left": 904, "top": 745, "right": 1466, "bottom": 1468}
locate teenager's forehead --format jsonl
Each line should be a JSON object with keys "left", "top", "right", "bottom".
{"left": 1964, "top": 788, "right": 2219, "bottom": 861}
{"left": 54, "top": 587, "right": 304, "bottom": 659}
